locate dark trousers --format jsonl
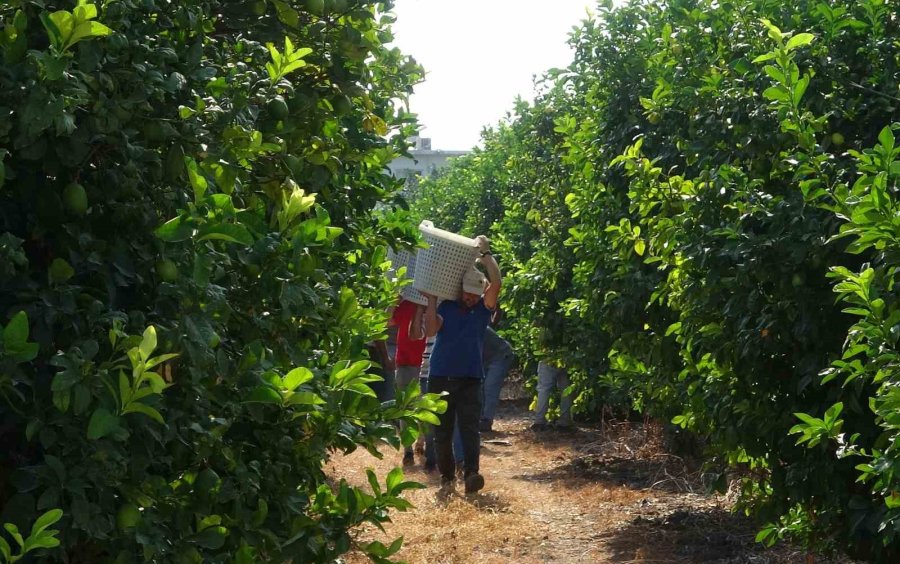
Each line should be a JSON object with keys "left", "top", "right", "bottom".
{"left": 428, "top": 377, "right": 482, "bottom": 481}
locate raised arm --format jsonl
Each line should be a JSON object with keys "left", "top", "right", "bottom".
{"left": 423, "top": 294, "right": 443, "bottom": 338}
{"left": 408, "top": 303, "right": 426, "bottom": 341}
{"left": 475, "top": 235, "right": 502, "bottom": 311}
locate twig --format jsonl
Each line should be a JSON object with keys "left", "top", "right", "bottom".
{"left": 849, "top": 81, "right": 900, "bottom": 104}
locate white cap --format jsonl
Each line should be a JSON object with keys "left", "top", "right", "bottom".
{"left": 462, "top": 268, "right": 487, "bottom": 296}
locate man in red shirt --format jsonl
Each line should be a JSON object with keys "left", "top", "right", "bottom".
{"left": 390, "top": 297, "right": 427, "bottom": 465}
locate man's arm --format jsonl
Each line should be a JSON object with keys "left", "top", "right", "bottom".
{"left": 408, "top": 304, "right": 426, "bottom": 341}
{"left": 475, "top": 235, "right": 502, "bottom": 311}
{"left": 423, "top": 294, "right": 443, "bottom": 338}
{"left": 373, "top": 339, "right": 394, "bottom": 374}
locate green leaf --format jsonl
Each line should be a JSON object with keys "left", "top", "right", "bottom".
{"left": 122, "top": 402, "right": 165, "bottom": 424}
{"left": 793, "top": 75, "right": 810, "bottom": 106}
{"left": 785, "top": 33, "right": 815, "bottom": 50}
{"left": 145, "top": 353, "right": 179, "bottom": 370}
{"left": 0, "top": 536, "right": 11, "bottom": 562}
{"left": 762, "top": 86, "right": 790, "bottom": 102}
{"left": 366, "top": 469, "right": 381, "bottom": 496}
{"left": 139, "top": 326, "right": 157, "bottom": 361}
{"left": 193, "top": 526, "right": 227, "bottom": 549}
{"left": 824, "top": 402, "right": 844, "bottom": 423}
{"left": 48, "top": 258, "right": 74, "bottom": 284}
{"left": 4, "top": 523, "right": 23, "bottom": 548}
{"left": 245, "top": 386, "right": 282, "bottom": 404}
{"left": 283, "top": 367, "right": 314, "bottom": 391}
{"left": 3, "top": 311, "right": 30, "bottom": 346}
{"left": 184, "top": 157, "right": 208, "bottom": 202}
{"left": 155, "top": 216, "right": 195, "bottom": 242}
{"left": 67, "top": 20, "right": 112, "bottom": 48}
{"left": 197, "top": 224, "right": 254, "bottom": 246}
{"left": 414, "top": 411, "right": 441, "bottom": 425}
{"left": 29, "top": 509, "right": 63, "bottom": 538}
{"left": 386, "top": 467, "right": 403, "bottom": 493}
{"left": 285, "top": 391, "right": 325, "bottom": 406}
{"left": 886, "top": 492, "right": 900, "bottom": 509}
{"left": 24, "top": 535, "right": 60, "bottom": 551}
{"left": 751, "top": 52, "right": 776, "bottom": 63}
{"left": 633, "top": 239, "right": 646, "bottom": 256}
{"left": 878, "top": 126, "right": 895, "bottom": 153}
{"left": 87, "top": 408, "right": 121, "bottom": 440}
{"left": 42, "top": 11, "right": 73, "bottom": 49}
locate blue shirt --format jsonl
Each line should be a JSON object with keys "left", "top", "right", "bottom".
{"left": 429, "top": 299, "right": 492, "bottom": 379}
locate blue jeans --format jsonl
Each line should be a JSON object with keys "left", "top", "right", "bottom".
{"left": 429, "top": 377, "right": 481, "bottom": 480}
{"left": 534, "top": 361, "right": 573, "bottom": 425}
{"left": 482, "top": 352, "right": 513, "bottom": 423}
{"left": 419, "top": 376, "right": 436, "bottom": 465}
{"left": 451, "top": 355, "right": 513, "bottom": 463}
{"left": 396, "top": 366, "right": 420, "bottom": 455}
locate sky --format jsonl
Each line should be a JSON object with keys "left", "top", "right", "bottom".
{"left": 390, "top": 0, "right": 597, "bottom": 151}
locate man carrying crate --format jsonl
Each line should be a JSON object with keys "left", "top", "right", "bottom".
{"left": 419, "top": 235, "right": 501, "bottom": 496}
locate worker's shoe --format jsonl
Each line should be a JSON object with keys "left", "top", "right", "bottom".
{"left": 437, "top": 477, "right": 455, "bottom": 499}
{"left": 464, "top": 472, "right": 485, "bottom": 495}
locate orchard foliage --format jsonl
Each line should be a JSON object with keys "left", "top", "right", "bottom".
{"left": 0, "top": 0, "right": 441, "bottom": 562}
{"left": 410, "top": 0, "right": 900, "bottom": 558}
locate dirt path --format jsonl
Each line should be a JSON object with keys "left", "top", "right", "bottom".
{"left": 328, "top": 402, "right": 818, "bottom": 563}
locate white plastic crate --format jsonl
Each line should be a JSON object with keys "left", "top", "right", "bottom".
{"left": 386, "top": 248, "right": 428, "bottom": 305}
{"left": 413, "top": 221, "right": 479, "bottom": 301}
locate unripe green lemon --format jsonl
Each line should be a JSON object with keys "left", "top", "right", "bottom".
{"left": 831, "top": 132, "right": 845, "bottom": 146}
{"left": 62, "top": 182, "right": 88, "bottom": 216}
{"left": 267, "top": 96, "right": 289, "bottom": 120}
{"left": 671, "top": 43, "right": 683, "bottom": 56}
{"left": 251, "top": 0, "right": 267, "bottom": 16}
{"left": 195, "top": 468, "right": 221, "bottom": 493}
{"left": 791, "top": 273, "right": 806, "bottom": 287}
{"left": 116, "top": 503, "right": 141, "bottom": 530}
{"left": 332, "top": 94, "right": 352, "bottom": 116}
{"left": 163, "top": 144, "right": 185, "bottom": 181}
{"left": 304, "top": 0, "right": 325, "bottom": 15}
{"left": 156, "top": 259, "right": 178, "bottom": 282}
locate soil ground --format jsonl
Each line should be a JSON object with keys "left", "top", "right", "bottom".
{"left": 328, "top": 400, "right": 848, "bottom": 563}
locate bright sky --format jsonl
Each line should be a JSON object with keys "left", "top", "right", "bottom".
{"left": 391, "top": 0, "right": 596, "bottom": 151}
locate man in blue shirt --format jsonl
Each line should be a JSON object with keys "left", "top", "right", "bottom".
{"left": 421, "top": 235, "right": 501, "bottom": 495}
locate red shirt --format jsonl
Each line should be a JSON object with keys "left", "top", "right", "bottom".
{"left": 391, "top": 300, "right": 427, "bottom": 367}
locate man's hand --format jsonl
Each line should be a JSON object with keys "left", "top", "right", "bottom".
{"left": 474, "top": 235, "right": 491, "bottom": 254}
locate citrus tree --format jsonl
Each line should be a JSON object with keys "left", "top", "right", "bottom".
{"left": 0, "top": 0, "right": 441, "bottom": 561}
{"left": 410, "top": 0, "right": 900, "bottom": 558}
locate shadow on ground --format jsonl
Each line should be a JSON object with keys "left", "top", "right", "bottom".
{"left": 600, "top": 506, "right": 805, "bottom": 563}
{"left": 514, "top": 453, "right": 703, "bottom": 494}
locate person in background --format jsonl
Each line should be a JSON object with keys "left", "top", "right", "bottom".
{"left": 366, "top": 338, "right": 394, "bottom": 402}
{"left": 415, "top": 335, "right": 437, "bottom": 471}
{"left": 531, "top": 358, "right": 574, "bottom": 432}
{"left": 422, "top": 235, "right": 501, "bottom": 496}
{"left": 389, "top": 297, "right": 427, "bottom": 465}
{"left": 480, "top": 317, "right": 515, "bottom": 432}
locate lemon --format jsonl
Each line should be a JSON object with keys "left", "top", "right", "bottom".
{"left": 62, "top": 182, "right": 88, "bottom": 216}
{"left": 116, "top": 503, "right": 141, "bottom": 530}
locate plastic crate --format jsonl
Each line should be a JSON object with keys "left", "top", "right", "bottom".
{"left": 412, "top": 221, "right": 479, "bottom": 301}
{"left": 386, "top": 248, "right": 428, "bottom": 306}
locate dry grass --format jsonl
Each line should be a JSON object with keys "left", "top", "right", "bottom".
{"left": 328, "top": 403, "right": 843, "bottom": 564}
